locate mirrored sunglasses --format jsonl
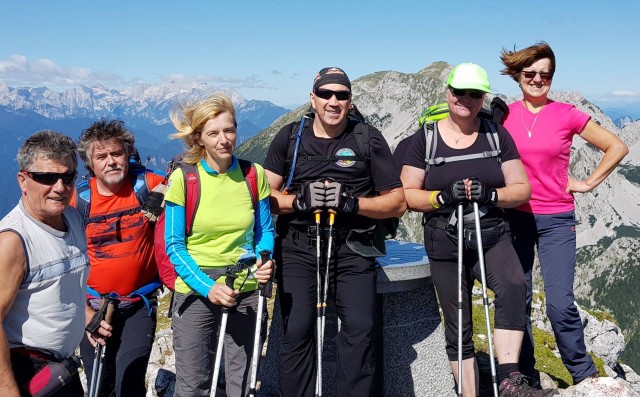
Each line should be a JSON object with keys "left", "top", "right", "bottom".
{"left": 521, "top": 70, "right": 553, "bottom": 82}
{"left": 22, "top": 171, "right": 77, "bottom": 186}
{"left": 314, "top": 89, "right": 351, "bottom": 101}
{"left": 450, "top": 88, "right": 484, "bottom": 99}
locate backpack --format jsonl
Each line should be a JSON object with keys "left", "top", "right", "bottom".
{"left": 393, "top": 97, "right": 509, "bottom": 182}
{"left": 153, "top": 157, "right": 259, "bottom": 291}
{"left": 75, "top": 159, "right": 159, "bottom": 227}
{"left": 283, "top": 105, "right": 399, "bottom": 246}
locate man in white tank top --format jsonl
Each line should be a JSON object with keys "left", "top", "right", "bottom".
{"left": 0, "top": 131, "right": 99, "bottom": 397}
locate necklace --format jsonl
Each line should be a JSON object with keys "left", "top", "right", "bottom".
{"left": 453, "top": 133, "right": 473, "bottom": 145}
{"left": 521, "top": 103, "right": 542, "bottom": 138}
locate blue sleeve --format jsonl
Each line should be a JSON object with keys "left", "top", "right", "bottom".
{"left": 164, "top": 201, "right": 215, "bottom": 297}
{"left": 253, "top": 197, "right": 275, "bottom": 258}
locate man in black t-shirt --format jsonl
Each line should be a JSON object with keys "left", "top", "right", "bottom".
{"left": 263, "top": 67, "right": 405, "bottom": 397}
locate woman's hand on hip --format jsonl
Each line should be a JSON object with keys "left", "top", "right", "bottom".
{"left": 566, "top": 177, "right": 592, "bottom": 194}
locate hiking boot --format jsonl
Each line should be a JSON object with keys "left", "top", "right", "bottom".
{"left": 499, "top": 373, "right": 558, "bottom": 396}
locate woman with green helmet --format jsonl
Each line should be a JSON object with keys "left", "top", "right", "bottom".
{"left": 401, "top": 63, "right": 556, "bottom": 396}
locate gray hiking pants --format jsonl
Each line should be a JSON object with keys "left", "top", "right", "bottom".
{"left": 172, "top": 289, "right": 261, "bottom": 397}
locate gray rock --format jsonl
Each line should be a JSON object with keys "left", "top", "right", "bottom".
{"left": 557, "top": 376, "right": 638, "bottom": 397}
{"left": 578, "top": 306, "right": 626, "bottom": 366}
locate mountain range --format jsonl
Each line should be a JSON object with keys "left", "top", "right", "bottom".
{"left": 235, "top": 61, "right": 640, "bottom": 370}
{"left": 0, "top": 80, "right": 289, "bottom": 216}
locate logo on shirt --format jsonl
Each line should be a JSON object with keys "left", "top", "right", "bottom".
{"left": 335, "top": 148, "right": 355, "bottom": 168}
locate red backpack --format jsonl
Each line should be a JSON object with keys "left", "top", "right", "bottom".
{"left": 154, "top": 158, "right": 259, "bottom": 291}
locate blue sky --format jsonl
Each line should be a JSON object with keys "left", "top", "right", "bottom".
{"left": 1, "top": 1, "right": 639, "bottom": 116}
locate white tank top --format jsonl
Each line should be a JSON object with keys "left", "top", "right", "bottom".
{"left": 0, "top": 201, "right": 89, "bottom": 359}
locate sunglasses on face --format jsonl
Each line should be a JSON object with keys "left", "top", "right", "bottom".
{"left": 314, "top": 89, "right": 351, "bottom": 101}
{"left": 521, "top": 70, "right": 553, "bottom": 82}
{"left": 22, "top": 171, "right": 77, "bottom": 186}
{"left": 449, "top": 87, "right": 484, "bottom": 99}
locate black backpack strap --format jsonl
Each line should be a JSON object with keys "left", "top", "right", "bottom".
{"left": 351, "top": 118, "right": 371, "bottom": 163}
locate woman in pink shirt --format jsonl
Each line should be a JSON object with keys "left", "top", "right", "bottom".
{"left": 500, "top": 42, "right": 628, "bottom": 386}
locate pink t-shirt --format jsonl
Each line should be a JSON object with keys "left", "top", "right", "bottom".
{"left": 503, "top": 100, "right": 590, "bottom": 214}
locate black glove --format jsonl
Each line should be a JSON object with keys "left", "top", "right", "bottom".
{"left": 292, "top": 181, "right": 326, "bottom": 212}
{"left": 436, "top": 180, "right": 467, "bottom": 206}
{"left": 468, "top": 178, "right": 498, "bottom": 205}
{"left": 141, "top": 184, "right": 166, "bottom": 223}
{"left": 324, "top": 181, "right": 359, "bottom": 214}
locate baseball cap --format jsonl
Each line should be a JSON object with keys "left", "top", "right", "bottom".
{"left": 446, "top": 63, "right": 491, "bottom": 93}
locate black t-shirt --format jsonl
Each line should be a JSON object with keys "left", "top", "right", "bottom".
{"left": 403, "top": 120, "right": 520, "bottom": 259}
{"left": 264, "top": 119, "right": 401, "bottom": 229}
{"left": 403, "top": 121, "right": 520, "bottom": 191}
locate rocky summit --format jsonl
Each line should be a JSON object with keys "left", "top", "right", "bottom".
{"left": 236, "top": 61, "right": 640, "bottom": 373}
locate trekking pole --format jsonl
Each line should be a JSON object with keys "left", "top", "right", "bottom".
{"left": 456, "top": 203, "right": 464, "bottom": 397}
{"left": 88, "top": 297, "right": 117, "bottom": 397}
{"left": 314, "top": 209, "right": 323, "bottom": 397}
{"left": 472, "top": 202, "right": 499, "bottom": 397}
{"left": 88, "top": 344, "right": 101, "bottom": 397}
{"left": 320, "top": 210, "right": 335, "bottom": 357}
{"left": 210, "top": 267, "right": 240, "bottom": 397}
{"left": 248, "top": 250, "right": 274, "bottom": 397}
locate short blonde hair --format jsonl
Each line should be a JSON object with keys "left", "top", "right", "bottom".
{"left": 170, "top": 93, "right": 237, "bottom": 164}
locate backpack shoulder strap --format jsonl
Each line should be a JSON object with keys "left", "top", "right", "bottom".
{"left": 238, "top": 158, "right": 259, "bottom": 210}
{"left": 481, "top": 118, "right": 501, "bottom": 163}
{"left": 179, "top": 162, "right": 200, "bottom": 236}
{"left": 423, "top": 122, "right": 438, "bottom": 175}
{"left": 75, "top": 178, "right": 92, "bottom": 226}
{"left": 283, "top": 114, "right": 311, "bottom": 193}
{"left": 130, "top": 170, "right": 150, "bottom": 206}
{"left": 351, "top": 119, "right": 372, "bottom": 162}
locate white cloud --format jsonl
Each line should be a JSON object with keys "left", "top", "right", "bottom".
{"left": 0, "top": 54, "right": 121, "bottom": 87}
{"left": 612, "top": 90, "right": 640, "bottom": 98}
{"left": 160, "top": 73, "right": 274, "bottom": 90}
{"left": 0, "top": 55, "right": 275, "bottom": 92}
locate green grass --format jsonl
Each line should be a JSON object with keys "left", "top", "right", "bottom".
{"left": 156, "top": 291, "right": 173, "bottom": 330}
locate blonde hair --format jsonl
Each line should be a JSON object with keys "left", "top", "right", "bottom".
{"left": 169, "top": 92, "right": 237, "bottom": 164}
{"left": 500, "top": 41, "right": 556, "bottom": 82}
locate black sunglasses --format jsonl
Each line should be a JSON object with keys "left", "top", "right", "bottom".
{"left": 22, "top": 171, "right": 77, "bottom": 186}
{"left": 521, "top": 70, "right": 553, "bottom": 82}
{"left": 449, "top": 87, "right": 484, "bottom": 99}
{"left": 314, "top": 89, "right": 351, "bottom": 101}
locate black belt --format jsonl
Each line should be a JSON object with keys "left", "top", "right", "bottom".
{"left": 284, "top": 224, "right": 350, "bottom": 244}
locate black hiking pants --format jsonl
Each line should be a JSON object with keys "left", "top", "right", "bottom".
{"left": 80, "top": 298, "right": 157, "bottom": 397}
{"left": 275, "top": 228, "right": 377, "bottom": 397}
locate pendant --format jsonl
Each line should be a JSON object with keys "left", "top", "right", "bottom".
{"left": 527, "top": 130, "right": 532, "bottom": 138}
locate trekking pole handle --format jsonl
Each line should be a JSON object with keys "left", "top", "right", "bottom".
{"left": 259, "top": 250, "right": 274, "bottom": 298}
{"left": 104, "top": 298, "right": 117, "bottom": 326}
{"left": 328, "top": 209, "right": 336, "bottom": 225}
{"left": 222, "top": 266, "right": 240, "bottom": 314}
{"left": 225, "top": 266, "right": 238, "bottom": 289}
